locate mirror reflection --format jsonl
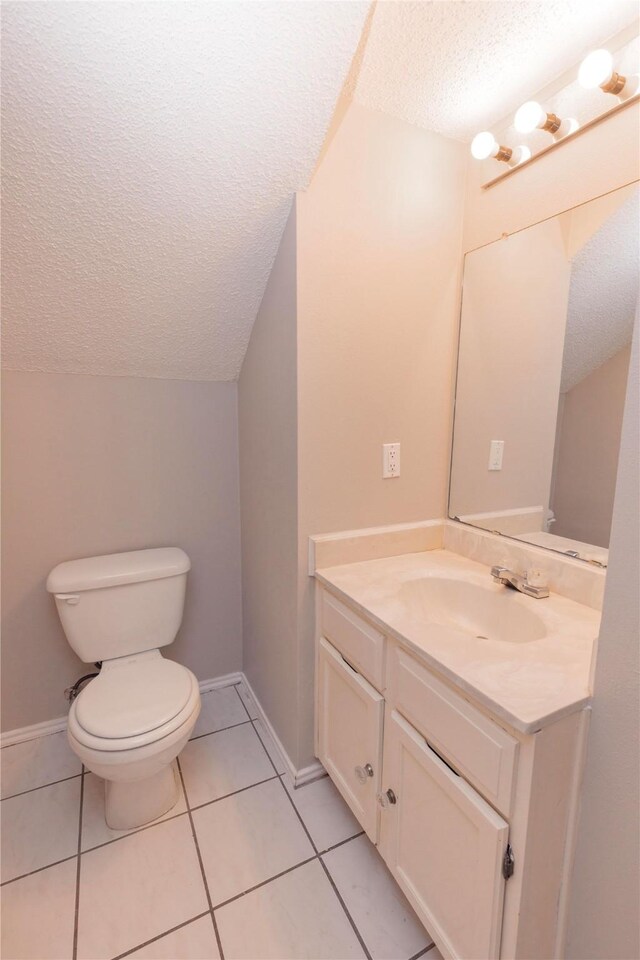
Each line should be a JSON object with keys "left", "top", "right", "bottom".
{"left": 449, "top": 183, "right": 638, "bottom": 567}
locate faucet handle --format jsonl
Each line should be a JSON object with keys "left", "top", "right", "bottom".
{"left": 491, "top": 565, "right": 508, "bottom": 580}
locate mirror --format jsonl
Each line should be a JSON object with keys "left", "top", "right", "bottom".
{"left": 449, "top": 183, "right": 638, "bottom": 567}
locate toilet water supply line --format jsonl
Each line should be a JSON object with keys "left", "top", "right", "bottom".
{"left": 65, "top": 663, "right": 102, "bottom": 702}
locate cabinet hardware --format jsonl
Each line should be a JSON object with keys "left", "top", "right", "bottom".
{"left": 355, "top": 763, "right": 375, "bottom": 783}
{"left": 378, "top": 788, "right": 397, "bottom": 807}
{"left": 502, "top": 843, "right": 515, "bottom": 880}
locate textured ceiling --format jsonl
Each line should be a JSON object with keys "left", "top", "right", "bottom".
{"left": 1, "top": 1, "right": 368, "bottom": 381}
{"left": 353, "top": 1, "right": 640, "bottom": 140}
{"left": 561, "top": 190, "right": 639, "bottom": 393}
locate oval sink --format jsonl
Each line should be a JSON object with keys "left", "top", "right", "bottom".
{"left": 398, "top": 577, "right": 547, "bottom": 643}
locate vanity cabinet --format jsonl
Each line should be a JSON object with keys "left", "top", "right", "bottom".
{"left": 379, "top": 709, "right": 508, "bottom": 960}
{"left": 315, "top": 584, "right": 588, "bottom": 960}
{"left": 317, "top": 637, "right": 383, "bottom": 841}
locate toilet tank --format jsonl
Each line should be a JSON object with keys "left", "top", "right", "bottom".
{"left": 47, "top": 548, "right": 191, "bottom": 663}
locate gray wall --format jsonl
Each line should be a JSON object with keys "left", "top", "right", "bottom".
{"left": 566, "top": 316, "right": 640, "bottom": 959}
{"left": 1, "top": 371, "right": 243, "bottom": 732}
{"left": 238, "top": 201, "right": 301, "bottom": 765}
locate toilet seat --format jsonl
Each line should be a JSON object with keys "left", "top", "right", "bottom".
{"left": 69, "top": 658, "right": 200, "bottom": 752}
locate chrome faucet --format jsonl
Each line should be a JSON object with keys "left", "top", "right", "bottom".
{"left": 491, "top": 566, "right": 549, "bottom": 599}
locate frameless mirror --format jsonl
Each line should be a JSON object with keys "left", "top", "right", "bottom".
{"left": 449, "top": 182, "right": 639, "bottom": 567}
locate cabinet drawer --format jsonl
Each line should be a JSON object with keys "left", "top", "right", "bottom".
{"left": 321, "top": 590, "right": 385, "bottom": 690}
{"left": 387, "top": 645, "right": 518, "bottom": 816}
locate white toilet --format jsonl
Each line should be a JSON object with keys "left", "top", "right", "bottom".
{"left": 47, "top": 547, "right": 201, "bottom": 830}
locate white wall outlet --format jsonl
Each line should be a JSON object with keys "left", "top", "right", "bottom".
{"left": 383, "top": 442, "right": 401, "bottom": 478}
{"left": 488, "top": 440, "right": 504, "bottom": 471}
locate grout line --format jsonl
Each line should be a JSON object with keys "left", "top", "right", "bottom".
{"left": 232, "top": 681, "right": 257, "bottom": 722}
{"left": 212, "top": 854, "right": 318, "bottom": 912}
{"left": 81, "top": 808, "right": 190, "bottom": 855}
{"left": 242, "top": 703, "right": 373, "bottom": 960}
{"left": 318, "top": 829, "right": 365, "bottom": 855}
{"left": 189, "top": 718, "right": 252, "bottom": 742}
{"left": 72, "top": 767, "right": 85, "bottom": 960}
{"left": 0, "top": 852, "right": 79, "bottom": 887}
{"left": 189, "top": 775, "right": 279, "bottom": 814}
{"left": 176, "top": 759, "right": 225, "bottom": 960}
{"left": 408, "top": 942, "right": 436, "bottom": 960}
{"left": 317, "top": 856, "right": 373, "bottom": 960}
{"left": 111, "top": 911, "right": 211, "bottom": 960}
{"left": 1, "top": 771, "right": 83, "bottom": 802}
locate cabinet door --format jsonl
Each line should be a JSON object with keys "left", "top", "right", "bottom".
{"left": 379, "top": 710, "right": 508, "bottom": 960}
{"left": 317, "top": 637, "right": 384, "bottom": 841}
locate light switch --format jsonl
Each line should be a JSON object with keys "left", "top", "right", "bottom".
{"left": 488, "top": 440, "right": 504, "bottom": 471}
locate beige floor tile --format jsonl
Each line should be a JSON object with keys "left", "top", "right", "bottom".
{"left": 282, "top": 772, "right": 361, "bottom": 852}
{"left": 234, "top": 681, "right": 259, "bottom": 719}
{"left": 253, "top": 717, "right": 287, "bottom": 774}
{"left": 77, "top": 815, "right": 208, "bottom": 960}
{"left": 1, "top": 858, "right": 77, "bottom": 960}
{"left": 191, "top": 687, "right": 248, "bottom": 739}
{"left": 81, "top": 771, "right": 187, "bottom": 852}
{"left": 1, "top": 777, "right": 81, "bottom": 882}
{"left": 323, "top": 834, "right": 431, "bottom": 959}
{"left": 1, "top": 732, "right": 82, "bottom": 799}
{"left": 179, "top": 723, "right": 274, "bottom": 808}
{"left": 193, "top": 778, "right": 313, "bottom": 905}
{"left": 215, "top": 859, "right": 366, "bottom": 959}
{"left": 126, "top": 915, "right": 220, "bottom": 959}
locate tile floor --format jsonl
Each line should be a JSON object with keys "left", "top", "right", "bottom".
{"left": 1, "top": 681, "right": 443, "bottom": 960}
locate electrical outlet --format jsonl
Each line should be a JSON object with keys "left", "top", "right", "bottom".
{"left": 488, "top": 440, "right": 504, "bottom": 471}
{"left": 383, "top": 442, "right": 401, "bottom": 478}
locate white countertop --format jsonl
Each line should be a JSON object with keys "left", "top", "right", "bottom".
{"left": 315, "top": 549, "right": 600, "bottom": 734}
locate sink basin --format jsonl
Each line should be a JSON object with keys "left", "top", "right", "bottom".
{"left": 398, "top": 577, "right": 547, "bottom": 643}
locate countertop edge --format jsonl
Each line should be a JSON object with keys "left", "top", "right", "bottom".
{"left": 315, "top": 570, "right": 593, "bottom": 736}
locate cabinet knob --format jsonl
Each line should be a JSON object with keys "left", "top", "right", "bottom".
{"left": 378, "top": 788, "right": 397, "bottom": 807}
{"left": 355, "top": 763, "right": 374, "bottom": 784}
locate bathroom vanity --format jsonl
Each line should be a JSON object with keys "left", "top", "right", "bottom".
{"left": 313, "top": 549, "right": 599, "bottom": 960}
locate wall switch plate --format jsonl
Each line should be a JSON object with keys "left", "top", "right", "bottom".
{"left": 488, "top": 440, "right": 504, "bottom": 471}
{"left": 383, "top": 442, "right": 401, "bottom": 478}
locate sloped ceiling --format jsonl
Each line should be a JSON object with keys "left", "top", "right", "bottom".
{"left": 1, "top": 1, "right": 368, "bottom": 381}
{"left": 561, "top": 190, "right": 639, "bottom": 393}
{"left": 3, "top": 1, "right": 638, "bottom": 382}
{"left": 352, "top": 0, "right": 639, "bottom": 140}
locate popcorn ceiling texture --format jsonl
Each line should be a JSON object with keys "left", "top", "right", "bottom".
{"left": 352, "top": 0, "right": 639, "bottom": 141}
{"left": 561, "top": 190, "right": 638, "bottom": 393}
{"left": 1, "top": 1, "right": 368, "bottom": 381}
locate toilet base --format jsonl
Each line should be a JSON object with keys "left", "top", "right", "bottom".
{"left": 105, "top": 761, "right": 180, "bottom": 830}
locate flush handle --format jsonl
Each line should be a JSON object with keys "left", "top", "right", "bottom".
{"left": 56, "top": 594, "right": 80, "bottom": 606}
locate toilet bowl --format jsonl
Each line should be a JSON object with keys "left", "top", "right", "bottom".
{"left": 47, "top": 547, "right": 200, "bottom": 829}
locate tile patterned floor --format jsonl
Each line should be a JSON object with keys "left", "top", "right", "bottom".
{"left": 1, "top": 681, "right": 443, "bottom": 960}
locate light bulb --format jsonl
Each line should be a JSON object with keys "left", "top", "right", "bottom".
{"left": 578, "top": 48, "right": 637, "bottom": 97}
{"left": 511, "top": 145, "right": 531, "bottom": 165}
{"left": 471, "top": 131, "right": 498, "bottom": 160}
{"left": 578, "top": 49, "right": 614, "bottom": 89}
{"left": 514, "top": 101, "right": 546, "bottom": 134}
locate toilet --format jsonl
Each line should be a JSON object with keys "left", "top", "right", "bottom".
{"left": 47, "top": 547, "right": 201, "bottom": 830}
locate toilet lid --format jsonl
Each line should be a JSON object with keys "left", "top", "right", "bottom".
{"left": 75, "top": 659, "right": 194, "bottom": 739}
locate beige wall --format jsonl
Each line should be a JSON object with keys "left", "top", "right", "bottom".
{"left": 566, "top": 316, "right": 639, "bottom": 960}
{"left": 1, "top": 371, "right": 242, "bottom": 732}
{"left": 552, "top": 345, "right": 631, "bottom": 547}
{"left": 238, "top": 202, "right": 300, "bottom": 764}
{"left": 294, "top": 102, "right": 467, "bottom": 765}
{"left": 450, "top": 219, "right": 570, "bottom": 519}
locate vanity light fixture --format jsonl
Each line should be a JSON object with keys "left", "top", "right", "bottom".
{"left": 470, "top": 131, "right": 530, "bottom": 166}
{"left": 578, "top": 48, "right": 639, "bottom": 99}
{"left": 514, "top": 100, "right": 578, "bottom": 139}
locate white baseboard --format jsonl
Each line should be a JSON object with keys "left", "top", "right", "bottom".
{"left": 1, "top": 715, "right": 69, "bottom": 748}
{"left": 197, "top": 672, "right": 243, "bottom": 694}
{"left": 1, "top": 670, "right": 325, "bottom": 788}
{"left": 239, "top": 673, "right": 325, "bottom": 788}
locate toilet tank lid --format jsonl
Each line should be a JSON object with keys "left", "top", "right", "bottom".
{"left": 47, "top": 547, "right": 190, "bottom": 594}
